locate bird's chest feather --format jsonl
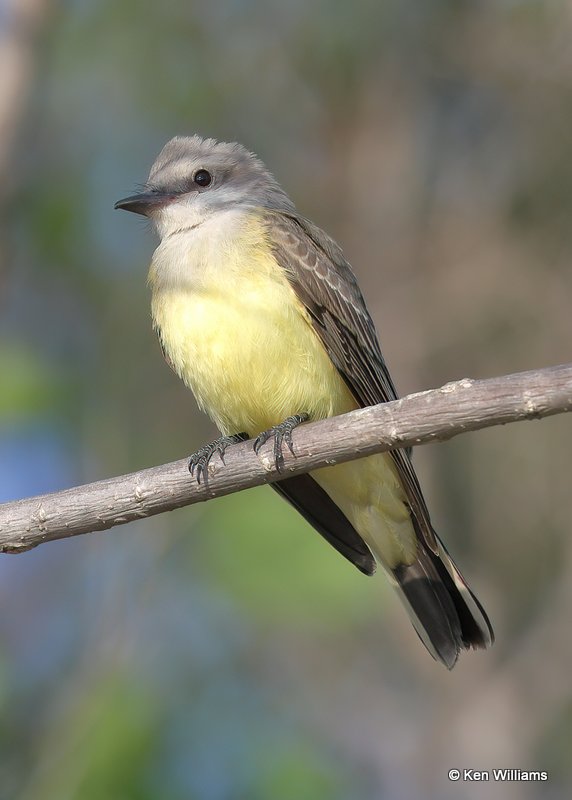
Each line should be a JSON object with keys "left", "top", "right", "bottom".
{"left": 149, "top": 224, "right": 351, "bottom": 435}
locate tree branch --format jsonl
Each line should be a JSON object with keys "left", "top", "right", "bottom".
{"left": 1, "top": 363, "right": 571, "bottom": 554}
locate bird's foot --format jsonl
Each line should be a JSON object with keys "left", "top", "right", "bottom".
{"left": 188, "top": 432, "right": 248, "bottom": 485}
{"left": 253, "top": 414, "right": 309, "bottom": 471}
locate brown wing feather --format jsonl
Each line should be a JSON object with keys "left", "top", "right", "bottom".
{"left": 266, "top": 210, "right": 438, "bottom": 555}
{"left": 273, "top": 474, "right": 376, "bottom": 576}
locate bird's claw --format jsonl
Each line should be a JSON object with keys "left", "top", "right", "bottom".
{"left": 253, "top": 413, "right": 309, "bottom": 471}
{"left": 188, "top": 432, "right": 248, "bottom": 485}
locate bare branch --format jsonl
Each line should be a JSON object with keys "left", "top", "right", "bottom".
{"left": 1, "top": 363, "right": 571, "bottom": 554}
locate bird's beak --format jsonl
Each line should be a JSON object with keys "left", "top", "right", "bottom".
{"left": 114, "top": 191, "right": 176, "bottom": 216}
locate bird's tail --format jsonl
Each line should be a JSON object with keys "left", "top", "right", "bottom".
{"left": 389, "top": 524, "right": 494, "bottom": 669}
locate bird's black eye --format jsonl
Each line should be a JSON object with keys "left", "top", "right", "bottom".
{"left": 193, "top": 169, "right": 212, "bottom": 188}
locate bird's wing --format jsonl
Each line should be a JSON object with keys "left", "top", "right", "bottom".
{"left": 266, "top": 209, "right": 438, "bottom": 554}
{"left": 273, "top": 473, "right": 376, "bottom": 575}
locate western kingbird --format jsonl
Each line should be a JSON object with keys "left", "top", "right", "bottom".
{"left": 115, "top": 135, "right": 493, "bottom": 668}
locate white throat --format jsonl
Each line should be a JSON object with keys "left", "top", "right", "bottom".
{"left": 148, "top": 206, "right": 256, "bottom": 293}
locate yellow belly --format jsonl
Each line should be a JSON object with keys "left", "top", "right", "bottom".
{"left": 151, "top": 239, "right": 416, "bottom": 568}
{"left": 151, "top": 267, "right": 356, "bottom": 436}
{"left": 313, "top": 457, "right": 416, "bottom": 567}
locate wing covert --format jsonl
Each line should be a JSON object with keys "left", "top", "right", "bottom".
{"left": 266, "top": 210, "right": 438, "bottom": 553}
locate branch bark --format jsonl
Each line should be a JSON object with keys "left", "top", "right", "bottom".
{"left": 1, "top": 363, "right": 571, "bottom": 554}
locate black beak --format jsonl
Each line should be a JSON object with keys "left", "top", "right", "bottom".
{"left": 114, "top": 191, "right": 176, "bottom": 216}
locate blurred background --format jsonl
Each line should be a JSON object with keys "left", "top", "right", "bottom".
{"left": 1, "top": 1, "right": 571, "bottom": 798}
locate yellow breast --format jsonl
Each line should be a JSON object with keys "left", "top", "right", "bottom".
{"left": 149, "top": 209, "right": 416, "bottom": 567}
{"left": 149, "top": 211, "right": 356, "bottom": 436}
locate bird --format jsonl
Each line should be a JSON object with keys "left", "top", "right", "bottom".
{"left": 115, "top": 135, "right": 493, "bottom": 668}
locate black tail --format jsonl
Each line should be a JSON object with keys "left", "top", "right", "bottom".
{"left": 391, "top": 528, "right": 494, "bottom": 669}
{"left": 273, "top": 472, "right": 493, "bottom": 669}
